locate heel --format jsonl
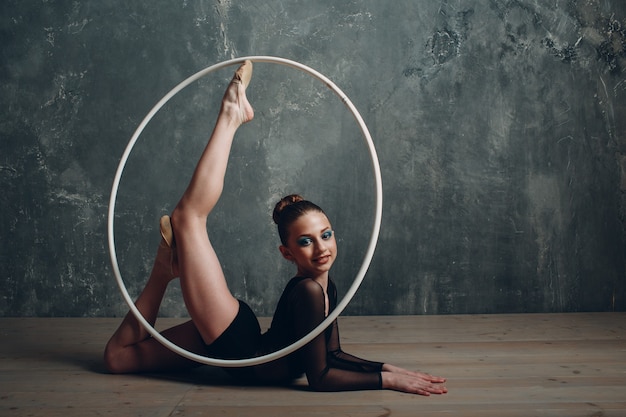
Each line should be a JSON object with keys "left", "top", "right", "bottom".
{"left": 159, "top": 215, "right": 174, "bottom": 248}
{"left": 159, "top": 215, "right": 178, "bottom": 276}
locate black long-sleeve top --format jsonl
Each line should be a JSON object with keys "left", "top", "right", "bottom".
{"left": 254, "top": 276, "right": 383, "bottom": 391}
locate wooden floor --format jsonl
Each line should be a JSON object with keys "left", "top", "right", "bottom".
{"left": 1, "top": 313, "right": 625, "bottom": 416}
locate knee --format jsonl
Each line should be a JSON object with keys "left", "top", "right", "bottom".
{"left": 170, "top": 206, "right": 205, "bottom": 238}
{"left": 170, "top": 207, "right": 185, "bottom": 230}
{"left": 103, "top": 341, "right": 132, "bottom": 374}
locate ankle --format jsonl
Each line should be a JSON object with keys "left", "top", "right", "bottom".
{"left": 219, "top": 100, "right": 248, "bottom": 128}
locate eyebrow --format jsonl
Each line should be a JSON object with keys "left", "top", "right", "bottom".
{"left": 296, "top": 227, "right": 332, "bottom": 239}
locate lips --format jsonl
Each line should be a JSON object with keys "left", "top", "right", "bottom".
{"left": 314, "top": 254, "right": 332, "bottom": 265}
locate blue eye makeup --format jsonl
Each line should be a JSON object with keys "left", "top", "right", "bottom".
{"left": 295, "top": 230, "right": 334, "bottom": 247}
{"left": 297, "top": 237, "right": 313, "bottom": 247}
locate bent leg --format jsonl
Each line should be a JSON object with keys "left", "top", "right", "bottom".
{"left": 171, "top": 61, "right": 255, "bottom": 345}
{"left": 104, "top": 240, "right": 204, "bottom": 373}
{"left": 105, "top": 320, "right": 205, "bottom": 374}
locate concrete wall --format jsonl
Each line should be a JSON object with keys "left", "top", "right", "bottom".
{"left": 1, "top": 1, "right": 624, "bottom": 317}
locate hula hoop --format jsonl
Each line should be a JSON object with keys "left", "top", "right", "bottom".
{"left": 107, "top": 56, "right": 383, "bottom": 367}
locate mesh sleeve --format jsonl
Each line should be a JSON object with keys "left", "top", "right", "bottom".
{"left": 290, "top": 279, "right": 382, "bottom": 391}
{"left": 326, "top": 319, "right": 384, "bottom": 373}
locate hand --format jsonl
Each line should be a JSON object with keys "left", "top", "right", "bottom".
{"left": 381, "top": 364, "right": 447, "bottom": 395}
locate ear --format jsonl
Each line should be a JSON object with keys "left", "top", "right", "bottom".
{"left": 279, "top": 245, "right": 293, "bottom": 262}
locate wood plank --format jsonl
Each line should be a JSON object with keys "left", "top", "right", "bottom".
{"left": 1, "top": 314, "right": 625, "bottom": 416}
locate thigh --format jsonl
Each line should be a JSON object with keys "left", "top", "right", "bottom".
{"left": 172, "top": 215, "right": 239, "bottom": 344}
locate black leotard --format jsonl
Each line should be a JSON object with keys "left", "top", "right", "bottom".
{"left": 205, "top": 276, "right": 383, "bottom": 390}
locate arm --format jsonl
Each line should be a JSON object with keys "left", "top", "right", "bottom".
{"left": 291, "top": 280, "right": 447, "bottom": 394}
{"left": 325, "top": 313, "right": 448, "bottom": 396}
{"left": 291, "top": 280, "right": 381, "bottom": 391}
{"left": 326, "top": 319, "right": 383, "bottom": 372}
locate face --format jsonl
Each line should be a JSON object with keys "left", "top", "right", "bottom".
{"left": 279, "top": 211, "right": 337, "bottom": 279}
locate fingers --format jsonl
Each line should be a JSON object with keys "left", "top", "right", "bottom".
{"left": 411, "top": 384, "right": 447, "bottom": 396}
{"left": 383, "top": 368, "right": 448, "bottom": 395}
{"left": 416, "top": 380, "right": 448, "bottom": 396}
{"left": 406, "top": 370, "right": 447, "bottom": 383}
{"left": 398, "top": 374, "right": 448, "bottom": 396}
{"left": 424, "top": 374, "right": 447, "bottom": 383}
{"left": 429, "top": 384, "right": 448, "bottom": 394}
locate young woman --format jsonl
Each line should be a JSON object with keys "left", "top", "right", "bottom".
{"left": 104, "top": 61, "right": 447, "bottom": 395}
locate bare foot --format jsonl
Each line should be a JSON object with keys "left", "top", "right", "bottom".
{"left": 222, "top": 60, "right": 254, "bottom": 126}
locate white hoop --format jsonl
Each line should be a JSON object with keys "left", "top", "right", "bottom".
{"left": 107, "top": 56, "right": 383, "bottom": 367}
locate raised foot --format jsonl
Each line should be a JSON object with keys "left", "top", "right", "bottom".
{"left": 232, "top": 59, "right": 253, "bottom": 90}
{"left": 223, "top": 60, "right": 254, "bottom": 126}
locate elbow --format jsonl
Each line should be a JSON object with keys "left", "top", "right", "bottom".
{"left": 307, "top": 380, "right": 334, "bottom": 392}
{"left": 306, "top": 370, "right": 334, "bottom": 392}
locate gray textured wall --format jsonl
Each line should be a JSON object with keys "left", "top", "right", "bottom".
{"left": 1, "top": 1, "right": 624, "bottom": 317}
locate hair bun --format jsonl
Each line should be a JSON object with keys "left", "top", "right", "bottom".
{"left": 272, "top": 194, "right": 304, "bottom": 225}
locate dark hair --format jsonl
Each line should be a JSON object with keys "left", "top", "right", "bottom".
{"left": 272, "top": 194, "right": 325, "bottom": 245}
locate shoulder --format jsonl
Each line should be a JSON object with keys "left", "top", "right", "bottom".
{"left": 287, "top": 278, "right": 326, "bottom": 315}
{"left": 285, "top": 278, "right": 325, "bottom": 306}
{"left": 291, "top": 278, "right": 324, "bottom": 296}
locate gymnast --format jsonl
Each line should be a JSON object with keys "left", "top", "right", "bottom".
{"left": 104, "top": 60, "right": 447, "bottom": 395}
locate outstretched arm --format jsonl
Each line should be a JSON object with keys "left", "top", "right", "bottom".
{"left": 292, "top": 280, "right": 447, "bottom": 394}
{"left": 291, "top": 280, "right": 381, "bottom": 391}
{"left": 325, "top": 311, "right": 447, "bottom": 395}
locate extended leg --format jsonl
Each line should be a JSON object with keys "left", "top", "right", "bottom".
{"left": 104, "top": 61, "right": 255, "bottom": 372}
{"left": 170, "top": 60, "right": 254, "bottom": 345}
